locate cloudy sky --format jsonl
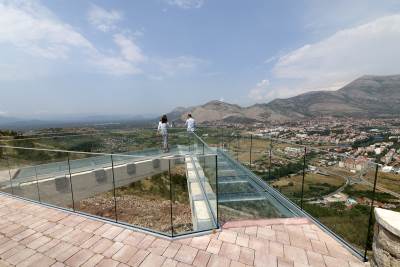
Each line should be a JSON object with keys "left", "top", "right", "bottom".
{"left": 1, "top": 0, "right": 400, "bottom": 118}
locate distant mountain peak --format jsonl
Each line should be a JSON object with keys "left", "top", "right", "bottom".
{"left": 167, "top": 74, "right": 400, "bottom": 124}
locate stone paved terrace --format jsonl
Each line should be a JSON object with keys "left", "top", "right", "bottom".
{"left": 0, "top": 194, "right": 369, "bottom": 267}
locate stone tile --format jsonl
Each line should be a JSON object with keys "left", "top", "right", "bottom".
{"left": 207, "top": 254, "right": 231, "bottom": 267}
{"left": 140, "top": 253, "right": 166, "bottom": 267}
{"left": 306, "top": 250, "right": 325, "bottom": 267}
{"left": 17, "top": 253, "right": 55, "bottom": 267}
{"left": 114, "top": 229, "right": 131, "bottom": 242}
{"left": 7, "top": 247, "right": 36, "bottom": 266}
{"left": 81, "top": 254, "right": 104, "bottom": 267}
{"left": 236, "top": 234, "right": 249, "bottom": 248}
{"left": 174, "top": 245, "right": 198, "bottom": 265}
{"left": 26, "top": 235, "right": 51, "bottom": 250}
{"left": 192, "top": 250, "right": 211, "bottom": 267}
{"left": 12, "top": 229, "right": 36, "bottom": 242}
{"left": 248, "top": 237, "right": 267, "bottom": 252}
{"left": 162, "top": 258, "right": 179, "bottom": 267}
{"left": 244, "top": 227, "right": 258, "bottom": 237}
{"left": 257, "top": 227, "right": 276, "bottom": 241}
{"left": 64, "top": 249, "right": 94, "bottom": 267}
{"left": 136, "top": 235, "right": 156, "bottom": 250}
{"left": 254, "top": 251, "right": 276, "bottom": 267}
{"left": 219, "top": 242, "right": 241, "bottom": 261}
{"left": 269, "top": 241, "right": 284, "bottom": 257}
{"left": 190, "top": 236, "right": 210, "bottom": 250}
{"left": 19, "top": 232, "right": 42, "bottom": 245}
{"left": 81, "top": 235, "right": 102, "bottom": 249}
{"left": 219, "top": 231, "right": 237, "bottom": 244}
{"left": 103, "top": 242, "right": 124, "bottom": 258}
{"left": 123, "top": 232, "right": 146, "bottom": 246}
{"left": 96, "top": 258, "right": 120, "bottom": 267}
{"left": 54, "top": 245, "right": 79, "bottom": 262}
{"left": 101, "top": 225, "right": 124, "bottom": 240}
{"left": 238, "top": 247, "right": 254, "bottom": 266}
{"left": 323, "top": 255, "right": 349, "bottom": 267}
{"left": 45, "top": 241, "right": 72, "bottom": 259}
{"left": 310, "top": 239, "right": 328, "bottom": 255}
{"left": 149, "top": 238, "right": 171, "bottom": 256}
{"left": 284, "top": 245, "right": 308, "bottom": 265}
{"left": 112, "top": 244, "right": 138, "bottom": 264}
{"left": 37, "top": 239, "right": 61, "bottom": 253}
{"left": 0, "top": 240, "right": 19, "bottom": 255}
{"left": 230, "top": 260, "right": 246, "bottom": 267}
{"left": 90, "top": 238, "right": 114, "bottom": 254}
{"left": 127, "top": 249, "right": 150, "bottom": 267}
{"left": 206, "top": 239, "right": 222, "bottom": 255}
{"left": 1, "top": 245, "right": 26, "bottom": 260}
{"left": 163, "top": 242, "right": 181, "bottom": 259}
{"left": 276, "top": 231, "right": 290, "bottom": 245}
{"left": 278, "top": 257, "right": 294, "bottom": 267}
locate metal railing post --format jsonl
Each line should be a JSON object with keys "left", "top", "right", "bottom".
{"left": 169, "top": 159, "right": 174, "bottom": 237}
{"left": 364, "top": 164, "right": 379, "bottom": 261}
{"left": 5, "top": 155, "right": 14, "bottom": 195}
{"left": 268, "top": 140, "right": 272, "bottom": 180}
{"left": 67, "top": 154, "right": 75, "bottom": 211}
{"left": 300, "top": 146, "right": 307, "bottom": 210}
{"left": 249, "top": 134, "right": 253, "bottom": 169}
{"left": 215, "top": 155, "right": 219, "bottom": 228}
{"left": 236, "top": 135, "right": 239, "bottom": 161}
{"left": 34, "top": 166, "right": 41, "bottom": 202}
{"left": 110, "top": 154, "right": 118, "bottom": 222}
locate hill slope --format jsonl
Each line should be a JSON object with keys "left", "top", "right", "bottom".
{"left": 169, "top": 74, "right": 400, "bottom": 123}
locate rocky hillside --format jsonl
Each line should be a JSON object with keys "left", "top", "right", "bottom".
{"left": 168, "top": 74, "right": 400, "bottom": 124}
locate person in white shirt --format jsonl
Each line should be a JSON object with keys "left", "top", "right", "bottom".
{"left": 185, "top": 114, "right": 196, "bottom": 132}
{"left": 185, "top": 114, "right": 196, "bottom": 151}
{"left": 157, "top": 114, "right": 169, "bottom": 152}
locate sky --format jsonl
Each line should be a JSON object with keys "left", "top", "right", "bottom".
{"left": 1, "top": 0, "right": 400, "bottom": 118}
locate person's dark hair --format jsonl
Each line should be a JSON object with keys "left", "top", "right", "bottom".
{"left": 187, "top": 113, "right": 192, "bottom": 118}
{"left": 161, "top": 114, "right": 168, "bottom": 123}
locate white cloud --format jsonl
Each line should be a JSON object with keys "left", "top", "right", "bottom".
{"left": 251, "top": 14, "right": 400, "bottom": 102}
{"left": 248, "top": 79, "right": 270, "bottom": 101}
{"left": 0, "top": 0, "right": 145, "bottom": 77}
{"left": 87, "top": 4, "right": 122, "bottom": 32}
{"left": 157, "top": 56, "right": 204, "bottom": 76}
{"left": 113, "top": 33, "right": 146, "bottom": 63}
{"left": 275, "top": 14, "right": 400, "bottom": 86}
{"left": 164, "top": 0, "right": 204, "bottom": 9}
{"left": 0, "top": 0, "right": 94, "bottom": 59}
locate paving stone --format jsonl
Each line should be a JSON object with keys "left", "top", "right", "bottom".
{"left": 230, "top": 260, "right": 246, "bottom": 267}
{"left": 96, "top": 258, "right": 120, "bottom": 267}
{"left": 278, "top": 257, "right": 294, "bottom": 267}
{"left": 174, "top": 245, "right": 198, "bottom": 265}
{"left": 236, "top": 234, "right": 249, "bottom": 247}
{"left": 163, "top": 242, "right": 181, "bottom": 259}
{"left": 90, "top": 238, "right": 114, "bottom": 254}
{"left": 219, "top": 242, "right": 241, "bottom": 261}
{"left": 127, "top": 249, "right": 150, "bottom": 267}
{"left": 162, "top": 258, "right": 179, "bottom": 267}
{"left": 239, "top": 247, "right": 254, "bottom": 266}
{"left": 284, "top": 245, "right": 308, "bottom": 265}
{"left": 206, "top": 238, "right": 222, "bottom": 254}
{"left": 81, "top": 254, "right": 104, "bottom": 267}
{"left": 207, "top": 254, "right": 231, "bottom": 267}
{"left": 190, "top": 236, "right": 210, "bottom": 250}
{"left": 64, "top": 249, "right": 94, "bottom": 267}
{"left": 136, "top": 235, "right": 156, "bottom": 250}
{"left": 103, "top": 242, "right": 124, "bottom": 258}
{"left": 149, "top": 238, "right": 171, "bottom": 256}
{"left": 219, "top": 231, "right": 238, "bottom": 244}
{"left": 140, "top": 253, "right": 166, "bottom": 267}
{"left": 192, "top": 250, "right": 210, "bottom": 267}
{"left": 112, "top": 244, "right": 138, "bottom": 263}
{"left": 7, "top": 247, "right": 36, "bottom": 266}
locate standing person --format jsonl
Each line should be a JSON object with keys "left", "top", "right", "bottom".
{"left": 157, "top": 114, "right": 169, "bottom": 152}
{"left": 185, "top": 113, "right": 196, "bottom": 132}
{"left": 185, "top": 114, "right": 196, "bottom": 151}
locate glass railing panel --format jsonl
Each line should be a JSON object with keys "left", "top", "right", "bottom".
{"left": 0, "top": 148, "right": 12, "bottom": 194}
{"left": 69, "top": 152, "right": 116, "bottom": 220}
{"left": 113, "top": 155, "right": 172, "bottom": 236}
{"left": 302, "top": 153, "right": 374, "bottom": 255}
{"left": 196, "top": 154, "right": 218, "bottom": 227}
{"left": 171, "top": 156, "right": 194, "bottom": 235}
{"left": 268, "top": 140, "right": 305, "bottom": 204}
{"left": 249, "top": 137, "right": 271, "bottom": 179}
{"left": 6, "top": 147, "right": 42, "bottom": 202}
{"left": 34, "top": 151, "right": 73, "bottom": 209}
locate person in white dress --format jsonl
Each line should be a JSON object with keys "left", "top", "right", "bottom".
{"left": 185, "top": 114, "right": 196, "bottom": 151}
{"left": 157, "top": 114, "right": 169, "bottom": 152}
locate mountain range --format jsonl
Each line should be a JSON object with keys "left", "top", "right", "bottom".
{"left": 168, "top": 74, "right": 400, "bottom": 124}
